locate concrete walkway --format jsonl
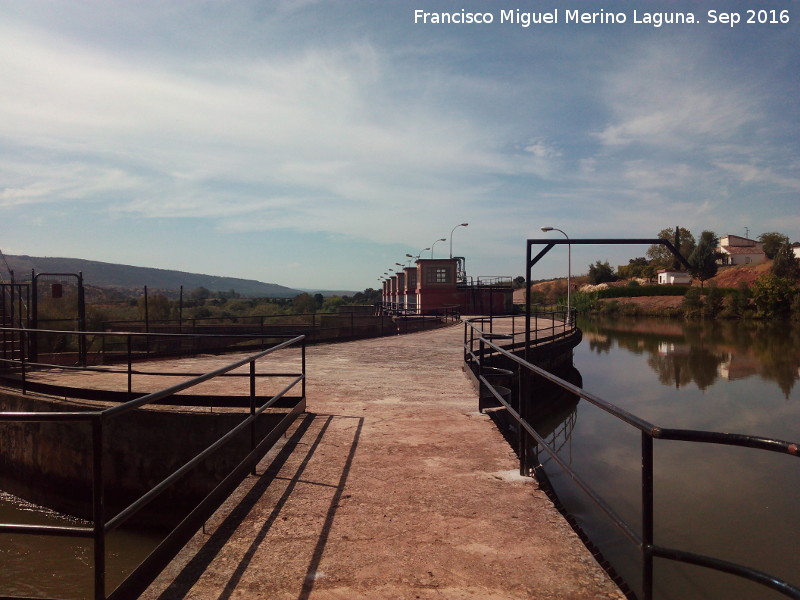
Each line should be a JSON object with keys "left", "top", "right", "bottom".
{"left": 133, "top": 323, "right": 624, "bottom": 600}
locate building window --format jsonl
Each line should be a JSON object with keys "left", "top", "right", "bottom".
{"left": 426, "top": 267, "right": 451, "bottom": 284}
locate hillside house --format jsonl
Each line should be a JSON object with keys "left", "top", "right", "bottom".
{"left": 717, "top": 235, "right": 766, "bottom": 266}
{"left": 657, "top": 269, "right": 692, "bottom": 285}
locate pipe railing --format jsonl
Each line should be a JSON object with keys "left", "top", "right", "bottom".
{"left": 0, "top": 332, "right": 306, "bottom": 600}
{"left": 464, "top": 316, "right": 800, "bottom": 600}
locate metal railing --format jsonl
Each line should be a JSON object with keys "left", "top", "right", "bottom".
{"left": 464, "top": 306, "right": 577, "bottom": 362}
{"left": 375, "top": 303, "right": 461, "bottom": 323}
{"left": 0, "top": 330, "right": 306, "bottom": 600}
{"left": 464, "top": 316, "right": 800, "bottom": 600}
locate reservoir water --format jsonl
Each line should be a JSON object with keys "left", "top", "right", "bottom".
{"left": 0, "top": 492, "right": 161, "bottom": 599}
{"left": 535, "top": 317, "right": 800, "bottom": 600}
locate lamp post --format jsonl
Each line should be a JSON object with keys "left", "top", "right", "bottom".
{"left": 541, "top": 227, "right": 571, "bottom": 322}
{"left": 430, "top": 238, "right": 446, "bottom": 258}
{"left": 449, "top": 223, "right": 469, "bottom": 258}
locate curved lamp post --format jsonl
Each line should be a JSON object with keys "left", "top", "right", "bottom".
{"left": 449, "top": 223, "right": 469, "bottom": 258}
{"left": 430, "top": 238, "right": 446, "bottom": 258}
{"left": 541, "top": 227, "right": 570, "bottom": 322}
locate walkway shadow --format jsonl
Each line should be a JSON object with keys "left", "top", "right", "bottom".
{"left": 152, "top": 412, "right": 363, "bottom": 600}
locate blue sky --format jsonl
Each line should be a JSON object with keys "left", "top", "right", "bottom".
{"left": 1, "top": 1, "right": 798, "bottom": 291}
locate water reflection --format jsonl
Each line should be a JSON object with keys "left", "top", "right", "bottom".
{"left": 526, "top": 317, "right": 800, "bottom": 600}
{"left": 580, "top": 318, "right": 800, "bottom": 397}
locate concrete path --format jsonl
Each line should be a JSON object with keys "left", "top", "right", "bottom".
{"left": 133, "top": 323, "right": 624, "bottom": 600}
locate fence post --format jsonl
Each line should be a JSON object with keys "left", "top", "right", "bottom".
{"left": 250, "top": 360, "right": 257, "bottom": 475}
{"left": 642, "top": 431, "right": 654, "bottom": 600}
{"left": 301, "top": 338, "right": 307, "bottom": 400}
{"left": 127, "top": 335, "right": 133, "bottom": 399}
{"left": 20, "top": 330, "right": 27, "bottom": 395}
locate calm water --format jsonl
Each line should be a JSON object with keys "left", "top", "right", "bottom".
{"left": 533, "top": 317, "right": 800, "bottom": 600}
{"left": 0, "top": 492, "right": 161, "bottom": 599}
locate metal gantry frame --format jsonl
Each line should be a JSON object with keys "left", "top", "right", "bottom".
{"left": 524, "top": 238, "right": 692, "bottom": 351}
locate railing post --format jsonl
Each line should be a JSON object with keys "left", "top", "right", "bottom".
{"left": 127, "top": 335, "right": 133, "bottom": 399}
{"left": 301, "top": 338, "right": 306, "bottom": 400}
{"left": 20, "top": 330, "right": 27, "bottom": 395}
{"left": 92, "top": 415, "right": 106, "bottom": 600}
{"left": 250, "top": 360, "right": 257, "bottom": 475}
{"left": 642, "top": 431, "right": 654, "bottom": 600}
{"left": 518, "top": 365, "right": 528, "bottom": 476}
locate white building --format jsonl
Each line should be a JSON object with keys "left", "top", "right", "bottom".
{"left": 657, "top": 269, "right": 692, "bottom": 285}
{"left": 717, "top": 235, "right": 766, "bottom": 266}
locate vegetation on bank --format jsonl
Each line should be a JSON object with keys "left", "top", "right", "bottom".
{"left": 527, "top": 226, "right": 800, "bottom": 321}
{"left": 35, "top": 286, "right": 384, "bottom": 330}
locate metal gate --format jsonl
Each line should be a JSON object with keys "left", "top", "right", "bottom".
{"left": 30, "top": 272, "right": 86, "bottom": 364}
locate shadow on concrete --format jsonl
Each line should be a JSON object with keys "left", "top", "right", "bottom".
{"left": 152, "top": 412, "right": 364, "bottom": 600}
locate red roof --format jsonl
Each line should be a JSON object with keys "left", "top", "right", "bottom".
{"left": 721, "top": 246, "right": 764, "bottom": 255}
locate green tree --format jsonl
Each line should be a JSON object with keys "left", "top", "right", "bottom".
{"left": 771, "top": 243, "right": 800, "bottom": 279}
{"left": 758, "top": 232, "right": 790, "bottom": 259}
{"left": 617, "top": 257, "right": 650, "bottom": 279}
{"left": 751, "top": 273, "right": 797, "bottom": 319}
{"left": 351, "top": 288, "right": 382, "bottom": 304}
{"left": 703, "top": 285, "right": 725, "bottom": 318}
{"left": 320, "top": 296, "right": 346, "bottom": 313}
{"left": 647, "top": 227, "right": 695, "bottom": 267}
{"left": 587, "top": 260, "right": 618, "bottom": 284}
{"left": 138, "top": 293, "right": 172, "bottom": 321}
{"left": 723, "top": 282, "right": 751, "bottom": 318}
{"left": 189, "top": 286, "right": 211, "bottom": 303}
{"left": 512, "top": 276, "right": 526, "bottom": 289}
{"left": 682, "top": 287, "right": 704, "bottom": 319}
{"left": 292, "top": 292, "right": 317, "bottom": 314}
{"left": 688, "top": 230, "right": 720, "bottom": 288}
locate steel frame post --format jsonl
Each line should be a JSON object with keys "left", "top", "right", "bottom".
{"left": 250, "top": 360, "right": 257, "bottom": 475}
{"left": 642, "top": 432, "right": 654, "bottom": 600}
{"left": 92, "top": 416, "right": 106, "bottom": 600}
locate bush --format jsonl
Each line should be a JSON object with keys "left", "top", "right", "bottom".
{"left": 682, "top": 287, "right": 703, "bottom": 318}
{"left": 751, "top": 273, "right": 797, "bottom": 319}
{"left": 596, "top": 285, "right": 690, "bottom": 299}
{"left": 703, "top": 286, "right": 725, "bottom": 318}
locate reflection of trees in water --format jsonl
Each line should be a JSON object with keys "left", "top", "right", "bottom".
{"left": 585, "top": 317, "right": 800, "bottom": 396}
{"left": 645, "top": 347, "right": 722, "bottom": 390}
{"left": 747, "top": 322, "right": 800, "bottom": 398}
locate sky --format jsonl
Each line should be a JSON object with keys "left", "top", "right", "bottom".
{"left": 1, "top": 0, "right": 799, "bottom": 291}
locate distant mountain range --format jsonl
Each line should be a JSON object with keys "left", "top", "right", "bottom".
{"left": 1, "top": 254, "right": 329, "bottom": 298}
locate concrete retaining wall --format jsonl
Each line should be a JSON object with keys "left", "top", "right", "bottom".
{"left": 0, "top": 391, "right": 289, "bottom": 523}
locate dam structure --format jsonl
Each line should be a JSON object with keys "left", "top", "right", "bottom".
{"left": 0, "top": 310, "right": 624, "bottom": 600}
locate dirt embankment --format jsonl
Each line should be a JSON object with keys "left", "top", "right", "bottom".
{"left": 530, "top": 263, "right": 774, "bottom": 313}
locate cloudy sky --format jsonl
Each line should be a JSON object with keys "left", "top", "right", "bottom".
{"left": 1, "top": 1, "right": 798, "bottom": 290}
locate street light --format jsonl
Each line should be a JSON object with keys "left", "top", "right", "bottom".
{"left": 541, "top": 227, "right": 571, "bottom": 322}
{"left": 430, "top": 238, "right": 446, "bottom": 258}
{"left": 449, "top": 223, "right": 469, "bottom": 258}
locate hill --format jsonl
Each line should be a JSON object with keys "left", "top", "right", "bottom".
{"left": 708, "top": 262, "right": 771, "bottom": 288}
{"left": 2, "top": 254, "right": 304, "bottom": 298}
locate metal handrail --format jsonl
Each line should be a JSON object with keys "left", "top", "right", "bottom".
{"left": 0, "top": 332, "right": 306, "bottom": 600}
{"left": 464, "top": 316, "right": 800, "bottom": 600}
